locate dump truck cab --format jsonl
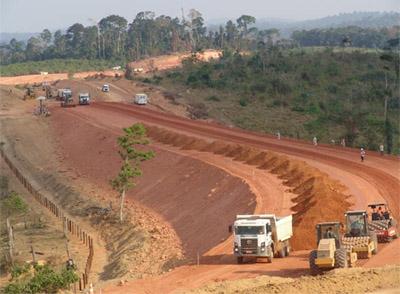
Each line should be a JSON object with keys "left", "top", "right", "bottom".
{"left": 134, "top": 93, "right": 148, "bottom": 105}
{"left": 102, "top": 84, "right": 110, "bottom": 92}
{"left": 230, "top": 214, "right": 292, "bottom": 264}
{"left": 78, "top": 93, "right": 90, "bottom": 105}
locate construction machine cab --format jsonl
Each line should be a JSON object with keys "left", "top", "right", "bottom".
{"left": 345, "top": 211, "right": 369, "bottom": 237}
{"left": 316, "top": 222, "right": 341, "bottom": 249}
{"left": 368, "top": 203, "right": 390, "bottom": 221}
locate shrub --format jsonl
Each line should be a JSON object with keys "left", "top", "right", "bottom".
{"left": 2, "top": 191, "right": 28, "bottom": 216}
{"left": 4, "top": 265, "right": 79, "bottom": 294}
{"left": 239, "top": 97, "right": 248, "bottom": 107}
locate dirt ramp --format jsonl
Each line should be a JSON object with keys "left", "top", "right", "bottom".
{"left": 146, "top": 126, "right": 352, "bottom": 250}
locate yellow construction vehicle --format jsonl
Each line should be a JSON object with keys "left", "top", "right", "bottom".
{"left": 309, "top": 222, "right": 357, "bottom": 275}
{"left": 342, "top": 210, "right": 378, "bottom": 259}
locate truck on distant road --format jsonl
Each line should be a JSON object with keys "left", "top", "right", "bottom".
{"left": 134, "top": 93, "right": 148, "bottom": 105}
{"left": 230, "top": 214, "right": 293, "bottom": 263}
{"left": 78, "top": 93, "right": 90, "bottom": 105}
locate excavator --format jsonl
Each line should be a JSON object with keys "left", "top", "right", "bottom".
{"left": 309, "top": 222, "right": 357, "bottom": 275}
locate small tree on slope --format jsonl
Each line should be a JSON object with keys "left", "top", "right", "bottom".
{"left": 111, "top": 123, "right": 154, "bottom": 222}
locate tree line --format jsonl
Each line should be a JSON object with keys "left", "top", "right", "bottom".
{"left": 1, "top": 10, "right": 396, "bottom": 66}
{"left": 292, "top": 26, "right": 399, "bottom": 48}
{"left": 0, "top": 11, "right": 274, "bottom": 65}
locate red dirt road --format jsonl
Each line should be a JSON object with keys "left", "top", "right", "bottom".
{"left": 90, "top": 102, "right": 400, "bottom": 220}
{"left": 48, "top": 102, "right": 400, "bottom": 293}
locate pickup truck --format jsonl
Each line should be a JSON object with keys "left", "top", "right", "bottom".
{"left": 230, "top": 214, "right": 293, "bottom": 263}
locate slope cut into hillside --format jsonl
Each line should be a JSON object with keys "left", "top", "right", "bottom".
{"left": 146, "top": 126, "right": 352, "bottom": 250}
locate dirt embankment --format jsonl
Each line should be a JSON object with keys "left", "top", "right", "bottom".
{"left": 0, "top": 89, "right": 183, "bottom": 281}
{"left": 145, "top": 126, "right": 352, "bottom": 250}
{"left": 126, "top": 50, "right": 221, "bottom": 75}
{"left": 0, "top": 70, "right": 123, "bottom": 86}
{"left": 188, "top": 266, "right": 400, "bottom": 294}
{"left": 50, "top": 106, "right": 256, "bottom": 259}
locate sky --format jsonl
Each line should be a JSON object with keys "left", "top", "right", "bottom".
{"left": 0, "top": 0, "right": 399, "bottom": 33}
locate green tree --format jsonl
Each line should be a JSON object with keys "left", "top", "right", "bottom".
{"left": 111, "top": 124, "right": 154, "bottom": 222}
{"left": 2, "top": 191, "right": 28, "bottom": 217}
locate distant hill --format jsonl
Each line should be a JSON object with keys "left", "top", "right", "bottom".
{"left": 209, "top": 12, "right": 400, "bottom": 37}
{"left": 291, "top": 11, "right": 400, "bottom": 30}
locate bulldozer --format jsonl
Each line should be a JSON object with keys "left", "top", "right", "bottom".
{"left": 309, "top": 222, "right": 357, "bottom": 275}
{"left": 342, "top": 210, "right": 378, "bottom": 259}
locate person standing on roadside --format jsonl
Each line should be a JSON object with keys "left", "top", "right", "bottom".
{"left": 360, "top": 148, "right": 366, "bottom": 162}
{"left": 341, "top": 138, "right": 346, "bottom": 148}
{"left": 313, "top": 136, "right": 318, "bottom": 146}
{"left": 277, "top": 131, "right": 281, "bottom": 140}
{"left": 379, "top": 144, "right": 384, "bottom": 156}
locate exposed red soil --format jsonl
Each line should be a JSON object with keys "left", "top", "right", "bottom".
{"left": 50, "top": 108, "right": 256, "bottom": 259}
{"left": 126, "top": 50, "right": 221, "bottom": 73}
{"left": 146, "top": 126, "right": 352, "bottom": 250}
{"left": 90, "top": 102, "right": 400, "bottom": 221}
{"left": 45, "top": 101, "right": 399, "bottom": 293}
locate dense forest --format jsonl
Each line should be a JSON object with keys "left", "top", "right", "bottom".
{"left": 292, "top": 26, "right": 398, "bottom": 48}
{"left": 147, "top": 43, "right": 399, "bottom": 153}
{"left": 0, "top": 10, "right": 398, "bottom": 68}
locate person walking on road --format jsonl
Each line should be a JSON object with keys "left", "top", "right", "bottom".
{"left": 379, "top": 144, "right": 384, "bottom": 156}
{"left": 277, "top": 131, "right": 281, "bottom": 140}
{"left": 313, "top": 136, "right": 318, "bottom": 146}
{"left": 360, "top": 148, "right": 366, "bottom": 162}
{"left": 341, "top": 138, "right": 346, "bottom": 148}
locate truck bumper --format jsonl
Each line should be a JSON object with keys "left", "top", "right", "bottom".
{"left": 234, "top": 247, "right": 271, "bottom": 257}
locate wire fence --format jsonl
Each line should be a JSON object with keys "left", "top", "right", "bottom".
{"left": 0, "top": 147, "right": 94, "bottom": 290}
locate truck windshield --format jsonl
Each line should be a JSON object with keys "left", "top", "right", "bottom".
{"left": 235, "top": 226, "right": 264, "bottom": 235}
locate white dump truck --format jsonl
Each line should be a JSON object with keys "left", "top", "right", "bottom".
{"left": 57, "top": 88, "right": 72, "bottom": 100}
{"left": 78, "top": 93, "right": 90, "bottom": 105}
{"left": 134, "top": 93, "right": 148, "bottom": 105}
{"left": 230, "top": 214, "right": 293, "bottom": 263}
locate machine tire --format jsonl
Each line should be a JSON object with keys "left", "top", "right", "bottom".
{"left": 278, "top": 247, "right": 286, "bottom": 258}
{"left": 267, "top": 245, "right": 273, "bottom": 263}
{"left": 237, "top": 256, "right": 244, "bottom": 264}
{"left": 334, "top": 248, "right": 348, "bottom": 268}
{"left": 370, "top": 232, "right": 378, "bottom": 255}
{"left": 309, "top": 250, "right": 323, "bottom": 275}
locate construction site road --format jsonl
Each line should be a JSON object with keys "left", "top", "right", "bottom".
{"left": 48, "top": 101, "right": 400, "bottom": 293}
{"left": 89, "top": 102, "right": 400, "bottom": 220}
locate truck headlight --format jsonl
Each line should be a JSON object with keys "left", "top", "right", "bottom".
{"left": 260, "top": 242, "right": 265, "bottom": 251}
{"left": 234, "top": 242, "right": 239, "bottom": 252}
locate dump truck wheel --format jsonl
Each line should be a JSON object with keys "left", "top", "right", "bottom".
{"left": 370, "top": 232, "right": 378, "bottom": 255}
{"left": 309, "top": 250, "right": 323, "bottom": 275}
{"left": 278, "top": 247, "right": 286, "bottom": 258}
{"left": 334, "top": 248, "right": 348, "bottom": 268}
{"left": 237, "top": 257, "right": 244, "bottom": 264}
{"left": 284, "top": 245, "right": 290, "bottom": 257}
{"left": 267, "top": 245, "right": 273, "bottom": 263}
